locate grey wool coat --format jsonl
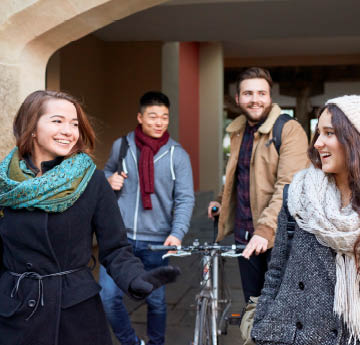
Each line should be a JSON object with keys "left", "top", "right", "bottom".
{"left": 251, "top": 204, "right": 359, "bottom": 345}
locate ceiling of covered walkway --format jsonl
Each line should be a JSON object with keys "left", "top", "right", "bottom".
{"left": 94, "top": 0, "right": 360, "bottom": 58}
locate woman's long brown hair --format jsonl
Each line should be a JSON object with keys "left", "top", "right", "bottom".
{"left": 308, "top": 104, "right": 360, "bottom": 268}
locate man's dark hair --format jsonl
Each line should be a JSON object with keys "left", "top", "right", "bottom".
{"left": 236, "top": 67, "right": 273, "bottom": 94}
{"left": 139, "top": 91, "right": 170, "bottom": 113}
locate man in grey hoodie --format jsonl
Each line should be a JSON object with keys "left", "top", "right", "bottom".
{"left": 99, "top": 91, "right": 195, "bottom": 345}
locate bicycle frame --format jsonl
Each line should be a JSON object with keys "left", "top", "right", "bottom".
{"left": 193, "top": 251, "right": 218, "bottom": 345}
{"left": 148, "top": 242, "right": 245, "bottom": 345}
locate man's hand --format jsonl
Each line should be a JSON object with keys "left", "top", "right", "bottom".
{"left": 107, "top": 171, "right": 127, "bottom": 191}
{"left": 208, "top": 201, "right": 221, "bottom": 220}
{"left": 163, "top": 235, "right": 181, "bottom": 247}
{"left": 163, "top": 235, "right": 181, "bottom": 254}
{"left": 242, "top": 235, "right": 268, "bottom": 260}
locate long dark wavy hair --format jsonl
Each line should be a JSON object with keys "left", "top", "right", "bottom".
{"left": 308, "top": 104, "right": 360, "bottom": 268}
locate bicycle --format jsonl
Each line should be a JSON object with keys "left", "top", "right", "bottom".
{"left": 149, "top": 240, "right": 245, "bottom": 345}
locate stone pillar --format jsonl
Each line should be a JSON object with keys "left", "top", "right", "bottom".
{"left": 199, "top": 42, "right": 224, "bottom": 195}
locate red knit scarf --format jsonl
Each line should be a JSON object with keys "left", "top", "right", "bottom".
{"left": 135, "top": 125, "right": 170, "bottom": 210}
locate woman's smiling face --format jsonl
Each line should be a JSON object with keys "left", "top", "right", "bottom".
{"left": 314, "top": 109, "right": 347, "bottom": 181}
{"left": 33, "top": 98, "right": 79, "bottom": 165}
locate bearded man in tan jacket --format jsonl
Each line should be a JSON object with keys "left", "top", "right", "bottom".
{"left": 208, "top": 67, "right": 308, "bottom": 302}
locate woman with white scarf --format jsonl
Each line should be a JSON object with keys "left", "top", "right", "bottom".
{"left": 251, "top": 95, "right": 360, "bottom": 345}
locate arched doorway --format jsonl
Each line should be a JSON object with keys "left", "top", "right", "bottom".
{"left": 0, "top": 0, "right": 167, "bottom": 159}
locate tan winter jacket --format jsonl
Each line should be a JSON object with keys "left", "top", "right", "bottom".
{"left": 216, "top": 104, "right": 308, "bottom": 248}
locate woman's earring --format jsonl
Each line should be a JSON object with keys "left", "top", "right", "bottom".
{"left": 31, "top": 133, "right": 36, "bottom": 137}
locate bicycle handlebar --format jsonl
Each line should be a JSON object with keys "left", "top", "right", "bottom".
{"left": 148, "top": 243, "right": 246, "bottom": 252}
{"left": 148, "top": 245, "right": 178, "bottom": 251}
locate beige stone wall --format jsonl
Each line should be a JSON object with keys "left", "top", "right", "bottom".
{"left": 0, "top": 0, "right": 167, "bottom": 160}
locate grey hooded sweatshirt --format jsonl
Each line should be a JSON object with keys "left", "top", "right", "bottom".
{"left": 104, "top": 131, "right": 195, "bottom": 242}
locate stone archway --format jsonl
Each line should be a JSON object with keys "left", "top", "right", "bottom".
{"left": 0, "top": 0, "right": 167, "bottom": 159}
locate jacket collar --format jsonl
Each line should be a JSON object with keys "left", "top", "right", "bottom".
{"left": 24, "top": 154, "right": 64, "bottom": 176}
{"left": 226, "top": 103, "right": 282, "bottom": 134}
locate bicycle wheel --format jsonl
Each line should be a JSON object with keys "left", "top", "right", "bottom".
{"left": 198, "top": 297, "right": 214, "bottom": 345}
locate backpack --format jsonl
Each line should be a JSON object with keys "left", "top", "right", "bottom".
{"left": 266, "top": 113, "right": 294, "bottom": 154}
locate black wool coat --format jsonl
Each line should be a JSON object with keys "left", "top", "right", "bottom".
{"left": 251, "top": 205, "right": 359, "bottom": 345}
{"left": 0, "top": 170, "right": 145, "bottom": 345}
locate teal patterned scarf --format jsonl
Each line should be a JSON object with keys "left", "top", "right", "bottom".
{"left": 0, "top": 147, "right": 96, "bottom": 212}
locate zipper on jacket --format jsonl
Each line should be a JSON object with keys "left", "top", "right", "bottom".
{"left": 250, "top": 132, "right": 260, "bottom": 165}
{"left": 129, "top": 145, "right": 140, "bottom": 240}
{"left": 154, "top": 146, "right": 176, "bottom": 180}
{"left": 170, "top": 146, "right": 176, "bottom": 180}
{"left": 154, "top": 150, "right": 168, "bottom": 163}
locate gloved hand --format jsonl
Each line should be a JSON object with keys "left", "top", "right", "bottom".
{"left": 129, "top": 265, "right": 181, "bottom": 299}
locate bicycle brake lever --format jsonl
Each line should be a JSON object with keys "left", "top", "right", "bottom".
{"left": 162, "top": 251, "right": 192, "bottom": 259}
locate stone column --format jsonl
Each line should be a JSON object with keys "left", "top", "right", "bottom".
{"left": 199, "top": 42, "right": 224, "bottom": 194}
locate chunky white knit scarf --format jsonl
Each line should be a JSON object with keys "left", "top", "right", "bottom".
{"left": 288, "top": 165, "right": 360, "bottom": 342}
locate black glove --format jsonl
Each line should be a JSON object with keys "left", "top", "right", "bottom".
{"left": 129, "top": 265, "right": 181, "bottom": 299}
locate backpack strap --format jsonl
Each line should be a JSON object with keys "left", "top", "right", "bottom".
{"left": 115, "top": 136, "right": 129, "bottom": 199}
{"left": 283, "top": 184, "right": 296, "bottom": 256}
{"left": 117, "top": 136, "right": 129, "bottom": 174}
{"left": 270, "top": 113, "right": 293, "bottom": 154}
{"left": 283, "top": 184, "right": 291, "bottom": 218}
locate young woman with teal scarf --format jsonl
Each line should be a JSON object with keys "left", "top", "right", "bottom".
{"left": 0, "top": 90, "right": 179, "bottom": 345}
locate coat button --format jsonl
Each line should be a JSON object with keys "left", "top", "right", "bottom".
{"left": 28, "top": 300, "right": 36, "bottom": 308}
{"left": 331, "top": 329, "right": 338, "bottom": 337}
{"left": 298, "top": 282, "right": 305, "bottom": 290}
{"left": 296, "top": 322, "right": 303, "bottom": 330}
{"left": 26, "top": 263, "right": 33, "bottom": 270}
